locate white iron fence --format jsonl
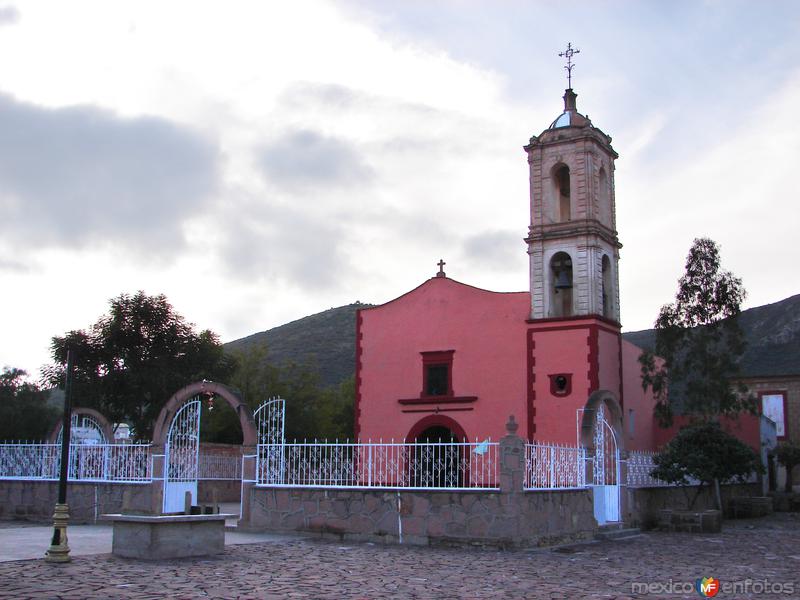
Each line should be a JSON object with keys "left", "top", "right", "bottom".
{"left": 625, "top": 450, "right": 671, "bottom": 487}
{"left": 1, "top": 443, "right": 757, "bottom": 490}
{"left": 624, "top": 450, "right": 759, "bottom": 487}
{"left": 525, "top": 442, "right": 586, "bottom": 490}
{"left": 0, "top": 442, "right": 152, "bottom": 483}
{"left": 257, "top": 440, "right": 499, "bottom": 490}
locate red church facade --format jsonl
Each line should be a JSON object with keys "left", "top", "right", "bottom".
{"left": 354, "top": 84, "right": 662, "bottom": 455}
{"left": 354, "top": 276, "right": 659, "bottom": 452}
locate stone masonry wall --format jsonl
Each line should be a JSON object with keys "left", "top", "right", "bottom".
{"left": 245, "top": 417, "right": 765, "bottom": 547}
{"left": 247, "top": 487, "right": 596, "bottom": 548}
{"left": 246, "top": 417, "right": 598, "bottom": 548}
{"left": 0, "top": 481, "right": 153, "bottom": 523}
{"left": 198, "top": 480, "right": 240, "bottom": 503}
{"left": 624, "top": 483, "right": 762, "bottom": 529}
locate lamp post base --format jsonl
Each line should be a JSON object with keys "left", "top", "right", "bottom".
{"left": 45, "top": 503, "right": 71, "bottom": 563}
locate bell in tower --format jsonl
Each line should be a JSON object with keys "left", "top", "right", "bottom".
{"left": 524, "top": 45, "right": 621, "bottom": 323}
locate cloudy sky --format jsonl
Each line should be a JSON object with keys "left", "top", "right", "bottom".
{"left": 1, "top": 0, "right": 799, "bottom": 377}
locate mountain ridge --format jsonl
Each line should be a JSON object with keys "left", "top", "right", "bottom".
{"left": 224, "top": 295, "right": 800, "bottom": 386}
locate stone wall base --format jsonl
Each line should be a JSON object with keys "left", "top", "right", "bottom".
{"left": 0, "top": 480, "right": 153, "bottom": 523}
{"left": 658, "top": 509, "right": 722, "bottom": 533}
{"left": 769, "top": 491, "right": 800, "bottom": 512}
{"left": 246, "top": 487, "right": 597, "bottom": 548}
{"left": 623, "top": 483, "right": 761, "bottom": 530}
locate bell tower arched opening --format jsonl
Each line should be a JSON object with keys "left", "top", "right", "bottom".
{"left": 549, "top": 251, "right": 573, "bottom": 317}
{"left": 602, "top": 255, "right": 613, "bottom": 319}
{"left": 598, "top": 167, "right": 610, "bottom": 226}
{"left": 553, "top": 165, "right": 571, "bottom": 222}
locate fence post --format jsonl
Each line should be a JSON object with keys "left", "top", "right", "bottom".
{"left": 240, "top": 445, "right": 257, "bottom": 526}
{"left": 368, "top": 445, "right": 372, "bottom": 487}
{"left": 499, "top": 415, "right": 525, "bottom": 494}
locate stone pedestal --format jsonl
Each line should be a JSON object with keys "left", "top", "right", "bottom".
{"left": 102, "top": 513, "right": 234, "bottom": 559}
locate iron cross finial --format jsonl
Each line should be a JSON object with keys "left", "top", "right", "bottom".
{"left": 436, "top": 259, "right": 446, "bottom": 278}
{"left": 558, "top": 42, "right": 581, "bottom": 89}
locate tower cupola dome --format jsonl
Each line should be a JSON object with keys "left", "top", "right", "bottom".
{"left": 548, "top": 88, "right": 592, "bottom": 129}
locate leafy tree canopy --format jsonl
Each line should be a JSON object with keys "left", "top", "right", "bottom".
{"left": 213, "top": 343, "right": 354, "bottom": 442}
{"left": 651, "top": 422, "right": 763, "bottom": 508}
{"left": 0, "top": 367, "right": 59, "bottom": 441}
{"left": 640, "top": 237, "right": 755, "bottom": 425}
{"left": 44, "top": 292, "right": 234, "bottom": 440}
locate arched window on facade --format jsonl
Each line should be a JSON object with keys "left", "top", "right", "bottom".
{"left": 549, "top": 251, "right": 573, "bottom": 317}
{"left": 553, "top": 165, "right": 571, "bottom": 222}
{"left": 602, "top": 254, "right": 613, "bottom": 319}
{"left": 598, "top": 167, "right": 610, "bottom": 226}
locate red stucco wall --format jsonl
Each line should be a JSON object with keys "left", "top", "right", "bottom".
{"left": 357, "top": 277, "right": 658, "bottom": 452}
{"left": 620, "top": 339, "right": 658, "bottom": 451}
{"left": 357, "top": 277, "right": 529, "bottom": 443}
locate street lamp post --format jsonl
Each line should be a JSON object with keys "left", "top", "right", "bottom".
{"left": 45, "top": 348, "right": 74, "bottom": 563}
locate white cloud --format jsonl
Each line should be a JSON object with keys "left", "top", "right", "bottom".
{"left": 0, "top": 93, "right": 219, "bottom": 253}
{"left": 1, "top": 0, "right": 799, "bottom": 376}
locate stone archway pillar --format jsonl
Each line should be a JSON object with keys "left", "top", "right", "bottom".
{"left": 499, "top": 415, "right": 525, "bottom": 494}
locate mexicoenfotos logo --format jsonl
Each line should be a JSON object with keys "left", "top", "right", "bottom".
{"left": 695, "top": 577, "right": 720, "bottom": 597}
{"left": 631, "top": 577, "right": 795, "bottom": 596}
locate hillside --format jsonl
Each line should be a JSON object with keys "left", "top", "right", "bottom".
{"left": 622, "top": 294, "right": 800, "bottom": 378}
{"left": 224, "top": 302, "right": 373, "bottom": 387}
{"left": 226, "top": 295, "right": 800, "bottom": 388}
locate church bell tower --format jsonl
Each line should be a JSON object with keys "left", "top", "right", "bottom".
{"left": 524, "top": 53, "right": 621, "bottom": 323}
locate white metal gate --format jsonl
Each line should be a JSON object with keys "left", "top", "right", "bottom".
{"left": 163, "top": 397, "right": 201, "bottom": 513}
{"left": 592, "top": 404, "right": 620, "bottom": 524}
{"left": 254, "top": 397, "right": 285, "bottom": 485}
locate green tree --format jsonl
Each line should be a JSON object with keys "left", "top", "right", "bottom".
{"left": 44, "top": 292, "right": 234, "bottom": 440}
{"left": 640, "top": 238, "right": 755, "bottom": 426}
{"left": 223, "top": 343, "right": 354, "bottom": 442}
{"left": 774, "top": 442, "right": 800, "bottom": 493}
{"left": 0, "top": 367, "right": 59, "bottom": 441}
{"left": 651, "top": 422, "right": 763, "bottom": 509}
{"left": 315, "top": 376, "right": 355, "bottom": 440}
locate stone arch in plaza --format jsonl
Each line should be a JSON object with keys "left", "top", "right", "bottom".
{"left": 151, "top": 380, "right": 257, "bottom": 447}
{"left": 151, "top": 380, "right": 259, "bottom": 514}
{"left": 48, "top": 406, "right": 115, "bottom": 444}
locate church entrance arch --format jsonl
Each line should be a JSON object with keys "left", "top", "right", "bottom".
{"left": 152, "top": 381, "right": 257, "bottom": 513}
{"left": 578, "top": 391, "right": 623, "bottom": 525}
{"left": 406, "top": 415, "right": 468, "bottom": 488}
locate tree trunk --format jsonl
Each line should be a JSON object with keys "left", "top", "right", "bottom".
{"left": 714, "top": 478, "right": 723, "bottom": 511}
{"left": 786, "top": 464, "right": 795, "bottom": 493}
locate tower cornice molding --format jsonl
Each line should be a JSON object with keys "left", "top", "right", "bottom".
{"left": 526, "top": 220, "right": 622, "bottom": 249}
{"left": 525, "top": 129, "right": 617, "bottom": 159}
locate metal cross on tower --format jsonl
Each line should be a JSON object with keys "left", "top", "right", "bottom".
{"left": 436, "top": 259, "right": 446, "bottom": 278}
{"left": 559, "top": 42, "right": 581, "bottom": 89}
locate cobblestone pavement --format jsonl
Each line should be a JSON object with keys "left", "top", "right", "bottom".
{"left": 0, "top": 513, "right": 798, "bottom": 599}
